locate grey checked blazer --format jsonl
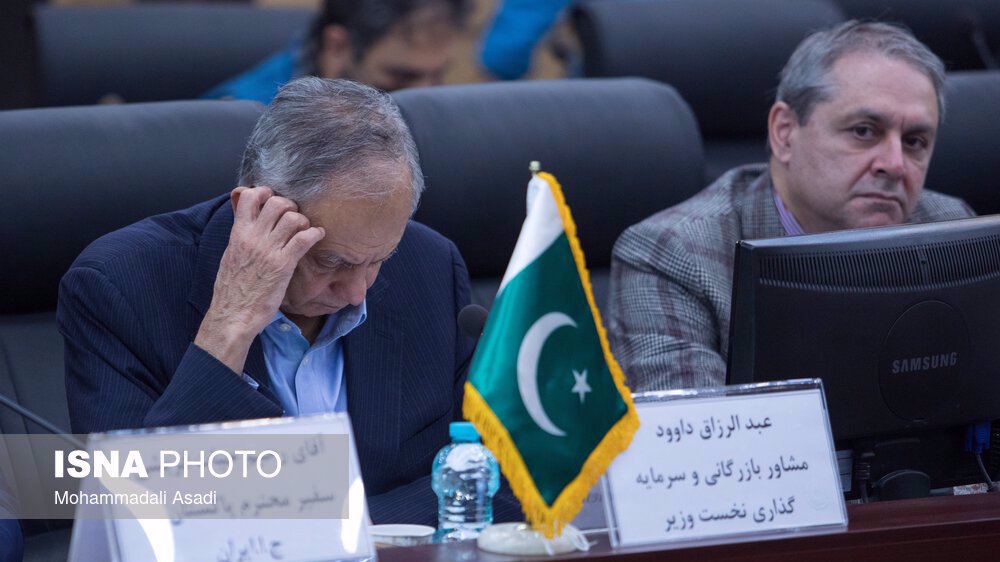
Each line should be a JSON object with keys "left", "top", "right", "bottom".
{"left": 608, "top": 163, "right": 975, "bottom": 392}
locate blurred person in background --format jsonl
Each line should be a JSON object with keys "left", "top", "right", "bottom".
{"left": 479, "top": 0, "right": 571, "bottom": 80}
{"left": 204, "top": 0, "right": 469, "bottom": 102}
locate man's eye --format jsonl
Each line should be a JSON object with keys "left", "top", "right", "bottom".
{"left": 312, "top": 258, "right": 343, "bottom": 272}
{"left": 904, "top": 136, "right": 929, "bottom": 151}
{"left": 852, "top": 125, "right": 876, "bottom": 139}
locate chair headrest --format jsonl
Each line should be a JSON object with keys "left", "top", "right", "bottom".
{"left": 927, "top": 71, "right": 1000, "bottom": 215}
{"left": 0, "top": 100, "right": 263, "bottom": 313}
{"left": 573, "top": 0, "right": 844, "bottom": 138}
{"left": 34, "top": 4, "right": 315, "bottom": 105}
{"left": 833, "top": 0, "right": 1000, "bottom": 71}
{"left": 393, "top": 78, "right": 705, "bottom": 278}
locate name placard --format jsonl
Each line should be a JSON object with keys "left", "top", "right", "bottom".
{"left": 604, "top": 380, "right": 847, "bottom": 548}
{"left": 570, "top": 482, "right": 606, "bottom": 531}
{"left": 67, "top": 413, "right": 373, "bottom": 562}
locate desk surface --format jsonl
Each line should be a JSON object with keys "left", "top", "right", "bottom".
{"left": 379, "top": 493, "right": 1000, "bottom": 561}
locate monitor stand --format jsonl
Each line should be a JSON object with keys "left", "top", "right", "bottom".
{"left": 853, "top": 437, "right": 937, "bottom": 502}
{"left": 874, "top": 468, "right": 931, "bottom": 500}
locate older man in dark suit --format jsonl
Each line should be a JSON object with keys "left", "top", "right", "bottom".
{"left": 609, "top": 21, "right": 974, "bottom": 392}
{"left": 58, "top": 77, "right": 519, "bottom": 525}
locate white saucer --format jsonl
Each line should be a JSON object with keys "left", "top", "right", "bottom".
{"left": 477, "top": 522, "right": 589, "bottom": 555}
{"left": 369, "top": 524, "right": 435, "bottom": 547}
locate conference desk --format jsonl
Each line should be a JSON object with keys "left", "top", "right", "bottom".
{"left": 380, "top": 493, "right": 1000, "bottom": 561}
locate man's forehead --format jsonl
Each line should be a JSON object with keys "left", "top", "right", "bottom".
{"left": 299, "top": 164, "right": 412, "bottom": 212}
{"left": 367, "top": 8, "right": 459, "bottom": 57}
{"left": 393, "top": 5, "right": 460, "bottom": 40}
{"left": 821, "top": 53, "right": 939, "bottom": 122}
{"left": 828, "top": 53, "right": 937, "bottom": 98}
{"left": 300, "top": 183, "right": 412, "bottom": 265}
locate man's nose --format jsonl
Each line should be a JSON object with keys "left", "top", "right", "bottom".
{"left": 338, "top": 269, "right": 368, "bottom": 307}
{"left": 873, "top": 135, "right": 906, "bottom": 181}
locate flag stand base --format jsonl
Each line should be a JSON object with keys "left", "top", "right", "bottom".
{"left": 477, "top": 522, "right": 589, "bottom": 556}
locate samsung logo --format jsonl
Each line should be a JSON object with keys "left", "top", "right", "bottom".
{"left": 891, "top": 352, "right": 958, "bottom": 374}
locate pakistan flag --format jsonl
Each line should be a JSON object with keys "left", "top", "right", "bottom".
{"left": 463, "top": 169, "right": 639, "bottom": 537}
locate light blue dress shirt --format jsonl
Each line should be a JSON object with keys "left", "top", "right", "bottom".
{"left": 773, "top": 190, "right": 806, "bottom": 236}
{"left": 254, "top": 302, "right": 367, "bottom": 417}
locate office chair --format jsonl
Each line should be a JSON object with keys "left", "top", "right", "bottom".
{"left": 393, "top": 77, "right": 705, "bottom": 310}
{"left": 927, "top": 71, "right": 1000, "bottom": 215}
{"left": 34, "top": 4, "right": 314, "bottom": 105}
{"left": 572, "top": 0, "right": 844, "bottom": 183}
{"left": 834, "top": 0, "right": 1000, "bottom": 71}
{"left": 0, "top": 99, "right": 263, "bottom": 560}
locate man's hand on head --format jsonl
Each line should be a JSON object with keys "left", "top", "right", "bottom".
{"left": 194, "top": 186, "right": 325, "bottom": 374}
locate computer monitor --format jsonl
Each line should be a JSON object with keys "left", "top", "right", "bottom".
{"left": 727, "top": 215, "right": 1000, "bottom": 498}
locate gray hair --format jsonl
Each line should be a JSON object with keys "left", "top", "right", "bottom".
{"left": 239, "top": 76, "right": 424, "bottom": 212}
{"left": 776, "top": 20, "right": 947, "bottom": 124}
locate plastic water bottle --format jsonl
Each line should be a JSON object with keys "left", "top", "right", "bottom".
{"left": 431, "top": 422, "right": 500, "bottom": 542}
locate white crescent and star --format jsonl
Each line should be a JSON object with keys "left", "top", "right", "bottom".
{"left": 517, "top": 312, "right": 594, "bottom": 437}
{"left": 572, "top": 370, "right": 591, "bottom": 404}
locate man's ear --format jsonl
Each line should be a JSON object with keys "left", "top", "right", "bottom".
{"left": 230, "top": 186, "right": 248, "bottom": 213}
{"left": 318, "top": 24, "right": 353, "bottom": 79}
{"left": 768, "top": 101, "right": 799, "bottom": 164}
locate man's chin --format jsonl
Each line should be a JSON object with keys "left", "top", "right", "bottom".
{"left": 851, "top": 212, "right": 905, "bottom": 230}
{"left": 313, "top": 304, "right": 346, "bottom": 316}
{"left": 282, "top": 304, "right": 345, "bottom": 318}
{"left": 845, "top": 201, "right": 907, "bottom": 230}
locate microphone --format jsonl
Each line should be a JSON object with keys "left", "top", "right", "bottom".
{"left": 458, "top": 304, "right": 489, "bottom": 338}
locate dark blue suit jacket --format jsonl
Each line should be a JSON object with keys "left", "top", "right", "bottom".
{"left": 0, "top": 467, "right": 22, "bottom": 562}
{"left": 57, "top": 194, "right": 520, "bottom": 525}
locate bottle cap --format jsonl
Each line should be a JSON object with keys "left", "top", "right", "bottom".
{"left": 450, "top": 421, "right": 481, "bottom": 442}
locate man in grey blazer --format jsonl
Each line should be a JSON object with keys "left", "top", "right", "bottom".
{"left": 609, "top": 21, "right": 974, "bottom": 392}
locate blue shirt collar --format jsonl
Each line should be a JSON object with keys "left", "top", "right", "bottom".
{"left": 267, "top": 301, "right": 368, "bottom": 348}
{"left": 772, "top": 189, "right": 807, "bottom": 236}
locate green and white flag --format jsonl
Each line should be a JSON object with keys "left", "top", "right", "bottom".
{"left": 463, "top": 169, "right": 639, "bottom": 537}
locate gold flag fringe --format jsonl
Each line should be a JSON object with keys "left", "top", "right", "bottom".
{"left": 462, "top": 171, "right": 640, "bottom": 539}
